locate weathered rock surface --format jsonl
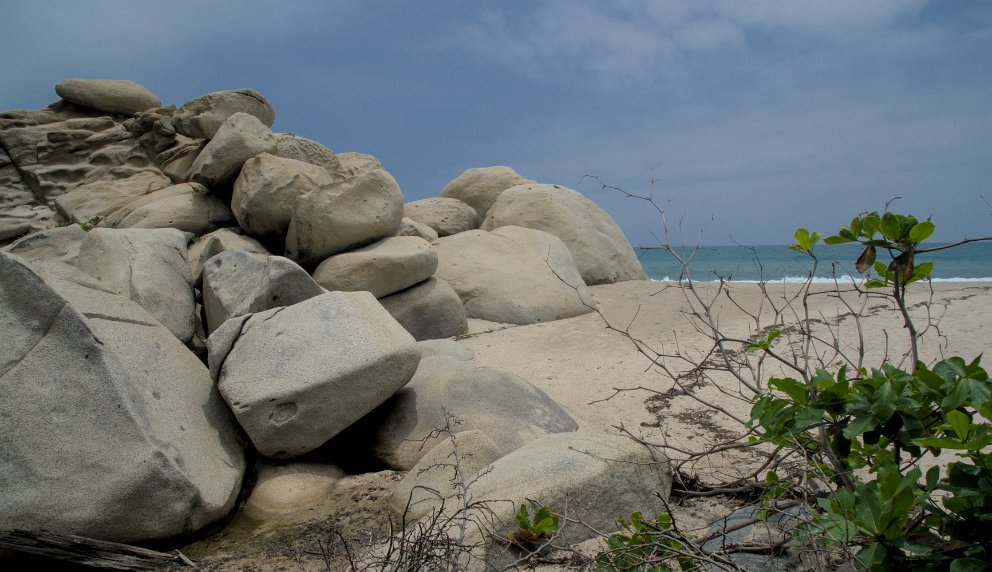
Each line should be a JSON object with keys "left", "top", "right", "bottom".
{"left": 438, "top": 166, "right": 532, "bottom": 218}
{"left": 389, "top": 430, "right": 503, "bottom": 520}
{"left": 403, "top": 197, "right": 480, "bottom": 237}
{"left": 0, "top": 252, "right": 245, "bottom": 543}
{"left": 344, "top": 354, "right": 578, "bottom": 470}
{"left": 482, "top": 183, "right": 647, "bottom": 285}
{"left": 470, "top": 432, "right": 672, "bottom": 564}
{"left": 244, "top": 461, "right": 346, "bottom": 519}
{"left": 335, "top": 152, "right": 384, "bottom": 179}
{"left": 397, "top": 216, "right": 439, "bottom": 241}
{"left": 379, "top": 277, "right": 468, "bottom": 341}
{"left": 311, "top": 236, "right": 437, "bottom": 298}
{"left": 273, "top": 133, "right": 344, "bottom": 176}
{"left": 55, "top": 78, "right": 161, "bottom": 116}
{"left": 173, "top": 88, "right": 275, "bottom": 140}
{"left": 75, "top": 227, "right": 196, "bottom": 343}
{"left": 208, "top": 291, "right": 421, "bottom": 458}
{"left": 416, "top": 338, "right": 474, "bottom": 361}
{"left": 53, "top": 170, "right": 172, "bottom": 224}
{"left": 99, "top": 182, "right": 235, "bottom": 234}
{"left": 201, "top": 250, "right": 324, "bottom": 335}
{"left": 231, "top": 152, "right": 334, "bottom": 239}
{"left": 189, "top": 112, "right": 277, "bottom": 189}
{"left": 285, "top": 168, "right": 404, "bottom": 266}
{"left": 1, "top": 223, "right": 88, "bottom": 264}
{"left": 187, "top": 227, "right": 270, "bottom": 288}
{"left": 433, "top": 226, "right": 594, "bottom": 324}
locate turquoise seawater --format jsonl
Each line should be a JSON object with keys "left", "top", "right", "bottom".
{"left": 636, "top": 242, "right": 992, "bottom": 283}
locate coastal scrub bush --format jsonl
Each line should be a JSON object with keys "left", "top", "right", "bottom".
{"left": 748, "top": 215, "right": 992, "bottom": 570}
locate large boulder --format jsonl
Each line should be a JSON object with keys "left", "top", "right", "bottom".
{"left": 100, "top": 182, "right": 235, "bottom": 234}
{"left": 311, "top": 236, "right": 437, "bottom": 298}
{"left": 379, "top": 277, "right": 468, "bottom": 341}
{"left": 481, "top": 183, "right": 647, "bottom": 285}
{"left": 403, "top": 197, "right": 480, "bottom": 237}
{"left": 459, "top": 432, "right": 672, "bottom": 567}
{"left": 433, "top": 226, "right": 594, "bottom": 325}
{"left": 438, "top": 166, "right": 532, "bottom": 218}
{"left": 55, "top": 78, "right": 161, "bottom": 116}
{"left": 201, "top": 250, "right": 325, "bottom": 335}
{"left": 189, "top": 112, "right": 277, "bottom": 189}
{"left": 186, "top": 227, "right": 270, "bottom": 288}
{"left": 0, "top": 252, "right": 245, "bottom": 543}
{"left": 342, "top": 354, "right": 578, "bottom": 470}
{"left": 208, "top": 291, "right": 421, "bottom": 458}
{"left": 173, "top": 88, "right": 275, "bottom": 140}
{"left": 285, "top": 168, "right": 404, "bottom": 267}
{"left": 75, "top": 227, "right": 196, "bottom": 343}
{"left": 231, "top": 152, "right": 334, "bottom": 239}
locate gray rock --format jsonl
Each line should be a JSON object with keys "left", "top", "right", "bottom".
{"left": 53, "top": 170, "right": 173, "bottom": 224}
{"left": 101, "top": 182, "right": 235, "bottom": 234}
{"left": 208, "top": 291, "right": 420, "bottom": 458}
{"left": 311, "top": 236, "right": 437, "bottom": 298}
{"left": 433, "top": 226, "right": 594, "bottom": 325}
{"left": 189, "top": 112, "right": 277, "bottom": 189}
{"left": 335, "top": 152, "right": 384, "bottom": 179}
{"left": 55, "top": 78, "right": 161, "bottom": 115}
{"left": 352, "top": 354, "right": 578, "bottom": 470}
{"left": 173, "top": 88, "right": 275, "bottom": 140}
{"left": 472, "top": 432, "right": 672, "bottom": 564}
{"left": 201, "top": 250, "right": 325, "bottom": 336}
{"left": 186, "top": 227, "right": 270, "bottom": 288}
{"left": 397, "top": 216, "right": 439, "bottom": 241}
{"left": 1, "top": 224, "right": 87, "bottom": 264}
{"left": 244, "top": 461, "right": 346, "bottom": 519}
{"left": 389, "top": 430, "right": 503, "bottom": 520}
{"left": 404, "top": 197, "right": 480, "bottom": 237}
{"left": 0, "top": 252, "right": 244, "bottom": 543}
{"left": 379, "top": 277, "right": 468, "bottom": 341}
{"left": 231, "top": 152, "right": 334, "bottom": 239}
{"left": 438, "top": 166, "right": 532, "bottom": 218}
{"left": 75, "top": 227, "right": 196, "bottom": 343}
{"left": 482, "top": 183, "right": 647, "bottom": 285}
{"left": 273, "top": 133, "right": 343, "bottom": 176}
{"left": 285, "top": 168, "right": 404, "bottom": 266}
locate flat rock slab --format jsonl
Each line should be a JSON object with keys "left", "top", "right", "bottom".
{"left": 209, "top": 291, "right": 420, "bottom": 458}
{"left": 55, "top": 78, "right": 161, "bottom": 115}
{"left": 312, "top": 236, "right": 437, "bottom": 299}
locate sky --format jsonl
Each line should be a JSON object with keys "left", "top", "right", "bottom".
{"left": 2, "top": 1, "right": 990, "bottom": 246}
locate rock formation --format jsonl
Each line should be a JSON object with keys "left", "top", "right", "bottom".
{"left": 0, "top": 77, "right": 656, "bottom": 557}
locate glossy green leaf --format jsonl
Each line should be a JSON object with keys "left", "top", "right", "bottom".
{"left": 909, "top": 220, "right": 935, "bottom": 243}
{"left": 770, "top": 377, "right": 809, "bottom": 405}
{"left": 825, "top": 235, "right": 853, "bottom": 245}
{"left": 947, "top": 410, "right": 971, "bottom": 440}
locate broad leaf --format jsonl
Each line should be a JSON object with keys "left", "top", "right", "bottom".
{"left": 909, "top": 220, "right": 935, "bottom": 243}
{"left": 855, "top": 245, "right": 876, "bottom": 274}
{"left": 947, "top": 409, "right": 971, "bottom": 441}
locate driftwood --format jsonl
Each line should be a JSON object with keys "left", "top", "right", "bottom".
{"left": 0, "top": 529, "right": 193, "bottom": 570}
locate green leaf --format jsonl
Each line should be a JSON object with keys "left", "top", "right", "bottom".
{"left": 950, "top": 558, "right": 990, "bottom": 572}
{"left": 909, "top": 220, "right": 935, "bottom": 243}
{"left": 844, "top": 415, "right": 879, "bottom": 439}
{"left": 854, "top": 542, "right": 889, "bottom": 572}
{"left": 947, "top": 410, "right": 971, "bottom": 440}
{"left": 824, "top": 235, "right": 852, "bottom": 245}
{"left": 914, "top": 437, "right": 967, "bottom": 450}
{"left": 925, "top": 466, "right": 940, "bottom": 491}
{"left": 880, "top": 212, "right": 902, "bottom": 240}
{"left": 515, "top": 505, "right": 530, "bottom": 529}
{"left": 794, "top": 228, "right": 818, "bottom": 251}
{"left": 795, "top": 407, "right": 825, "bottom": 430}
{"left": 770, "top": 377, "right": 809, "bottom": 406}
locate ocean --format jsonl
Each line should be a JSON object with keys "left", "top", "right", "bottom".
{"left": 636, "top": 241, "right": 992, "bottom": 283}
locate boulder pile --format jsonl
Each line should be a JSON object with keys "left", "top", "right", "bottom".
{"left": 0, "top": 78, "right": 663, "bottom": 561}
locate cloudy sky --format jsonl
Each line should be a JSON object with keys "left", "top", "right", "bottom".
{"left": 3, "top": 1, "right": 990, "bottom": 245}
